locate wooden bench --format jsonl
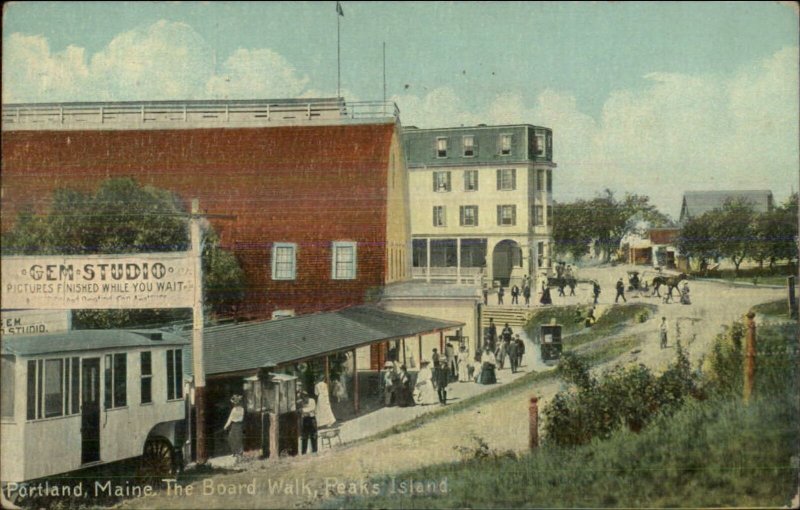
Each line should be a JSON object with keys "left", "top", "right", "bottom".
{"left": 318, "top": 426, "right": 342, "bottom": 449}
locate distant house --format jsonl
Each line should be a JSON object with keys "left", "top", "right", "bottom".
{"left": 679, "top": 190, "right": 774, "bottom": 224}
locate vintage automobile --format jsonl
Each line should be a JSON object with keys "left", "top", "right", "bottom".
{"left": 0, "top": 329, "right": 189, "bottom": 489}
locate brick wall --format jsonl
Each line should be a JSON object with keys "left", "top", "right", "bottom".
{"left": 2, "top": 123, "right": 398, "bottom": 319}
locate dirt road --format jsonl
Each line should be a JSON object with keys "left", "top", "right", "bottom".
{"left": 119, "top": 266, "right": 785, "bottom": 509}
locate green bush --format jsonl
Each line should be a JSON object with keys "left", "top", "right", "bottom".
{"left": 544, "top": 345, "right": 699, "bottom": 446}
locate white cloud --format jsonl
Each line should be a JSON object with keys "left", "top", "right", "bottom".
{"left": 393, "top": 47, "right": 798, "bottom": 218}
{"left": 2, "top": 20, "right": 310, "bottom": 102}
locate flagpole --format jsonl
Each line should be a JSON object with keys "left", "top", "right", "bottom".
{"left": 337, "top": 7, "right": 341, "bottom": 98}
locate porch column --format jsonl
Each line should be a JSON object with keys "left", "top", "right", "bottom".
{"left": 418, "top": 335, "right": 423, "bottom": 364}
{"left": 352, "top": 348, "right": 359, "bottom": 415}
{"left": 456, "top": 237, "right": 462, "bottom": 284}
{"left": 324, "top": 356, "right": 330, "bottom": 388}
{"left": 402, "top": 339, "right": 407, "bottom": 366}
{"left": 426, "top": 238, "right": 431, "bottom": 283}
{"left": 440, "top": 330, "right": 444, "bottom": 352}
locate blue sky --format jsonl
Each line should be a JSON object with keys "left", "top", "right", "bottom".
{"left": 3, "top": 1, "right": 798, "bottom": 217}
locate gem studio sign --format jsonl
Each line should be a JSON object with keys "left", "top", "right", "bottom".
{"left": 1, "top": 253, "right": 196, "bottom": 310}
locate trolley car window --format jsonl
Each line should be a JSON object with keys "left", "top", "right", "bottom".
{"left": 104, "top": 353, "right": 127, "bottom": 409}
{"left": 166, "top": 349, "right": 183, "bottom": 401}
{"left": 44, "top": 359, "right": 64, "bottom": 418}
{"left": 1, "top": 355, "right": 14, "bottom": 418}
{"left": 141, "top": 352, "right": 152, "bottom": 404}
{"left": 27, "top": 360, "right": 36, "bottom": 420}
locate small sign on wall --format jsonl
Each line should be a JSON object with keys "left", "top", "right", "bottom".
{"left": 0, "top": 309, "right": 71, "bottom": 336}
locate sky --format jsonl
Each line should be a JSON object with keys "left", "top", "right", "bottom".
{"left": 3, "top": 1, "right": 798, "bottom": 219}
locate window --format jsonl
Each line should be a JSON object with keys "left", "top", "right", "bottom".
{"left": 166, "top": 349, "right": 183, "bottom": 401}
{"left": 500, "top": 134, "right": 512, "bottom": 155}
{"left": 26, "top": 357, "right": 80, "bottom": 420}
{"left": 462, "top": 135, "right": 475, "bottom": 157}
{"left": 535, "top": 134, "right": 545, "bottom": 156}
{"left": 332, "top": 241, "right": 357, "bottom": 279}
{"left": 459, "top": 206, "right": 479, "bottom": 227}
{"left": 140, "top": 352, "right": 152, "bottom": 405}
{"left": 497, "top": 205, "right": 517, "bottom": 226}
{"left": 104, "top": 353, "right": 127, "bottom": 409}
{"left": 433, "top": 206, "right": 446, "bottom": 227}
{"left": 436, "top": 137, "right": 448, "bottom": 158}
{"left": 272, "top": 243, "right": 297, "bottom": 280}
{"left": 533, "top": 205, "right": 544, "bottom": 226}
{"left": 1, "top": 356, "right": 14, "bottom": 418}
{"left": 547, "top": 169, "right": 553, "bottom": 192}
{"left": 433, "top": 171, "right": 451, "bottom": 192}
{"left": 537, "top": 169, "right": 545, "bottom": 192}
{"left": 496, "top": 168, "right": 516, "bottom": 191}
{"left": 464, "top": 170, "right": 478, "bottom": 191}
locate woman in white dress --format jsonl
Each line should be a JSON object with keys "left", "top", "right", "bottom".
{"left": 314, "top": 380, "right": 336, "bottom": 428}
{"left": 413, "top": 361, "right": 438, "bottom": 405}
{"left": 458, "top": 346, "right": 470, "bottom": 382}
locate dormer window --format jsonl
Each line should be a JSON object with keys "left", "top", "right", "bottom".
{"left": 436, "top": 137, "right": 448, "bottom": 158}
{"left": 535, "top": 134, "right": 545, "bottom": 156}
{"left": 463, "top": 135, "right": 475, "bottom": 157}
{"left": 500, "top": 134, "right": 512, "bottom": 155}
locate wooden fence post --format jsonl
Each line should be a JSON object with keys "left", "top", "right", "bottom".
{"left": 744, "top": 312, "right": 756, "bottom": 403}
{"left": 529, "top": 396, "right": 539, "bottom": 449}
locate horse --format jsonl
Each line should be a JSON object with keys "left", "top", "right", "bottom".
{"left": 651, "top": 273, "right": 688, "bottom": 299}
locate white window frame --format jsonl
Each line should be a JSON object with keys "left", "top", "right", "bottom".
{"left": 332, "top": 241, "right": 357, "bottom": 280}
{"left": 497, "top": 168, "right": 516, "bottom": 191}
{"left": 462, "top": 135, "right": 475, "bottom": 157}
{"left": 535, "top": 134, "right": 545, "bottom": 156}
{"left": 464, "top": 170, "right": 478, "bottom": 192}
{"left": 460, "top": 205, "right": 479, "bottom": 227}
{"left": 433, "top": 171, "right": 451, "bottom": 192}
{"left": 498, "top": 205, "right": 516, "bottom": 226}
{"left": 500, "top": 134, "right": 512, "bottom": 155}
{"left": 140, "top": 351, "right": 152, "bottom": 405}
{"left": 166, "top": 349, "right": 183, "bottom": 401}
{"left": 272, "top": 242, "right": 297, "bottom": 280}
{"left": 436, "top": 137, "right": 448, "bottom": 158}
{"left": 433, "top": 206, "right": 446, "bottom": 227}
{"left": 533, "top": 205, "right": 544, "bottom": 226}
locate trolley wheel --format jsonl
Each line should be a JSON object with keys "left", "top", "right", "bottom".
{"left": 139, "top": 438, "right": 176, "bottom": 481}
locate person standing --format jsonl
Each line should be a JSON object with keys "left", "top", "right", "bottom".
{"left": 507, "top": 337, "right": 519, "bottom": 373}
{"left": 615, "top": 278, "right": 627, "bottom": 303}
{"left": 515, "top": 335, "right": 525, "bottom": 369}
{"left": 414, "top": 361, "right": 437, "bottom": 405}
{"left": 397, "top": 365, "right": 415, "bottom": 407}
{"left": 458, "top": 344, "right": 470, "bottom": 382}
{"left": 488, "top": 319, "right": 497, "bottom": 352}
{"left": 497, "top": 286, "right": 505, "bottom": 305}
{"left": 300, "top": 392, "right": 318, "bottom": 454}
{"left": 382, "top": 361, "right": 396, "bottom": 406}
{"left": 445, "top": 342, "right": 456, "bottom": 380}
{"left": 593, "top": 281, "right": 601, "bottom": 305}
{"left": 660, "top": 317, "right": 668, "bottom": 349}
{"left": 479, "top": 347, "right": 497, "bottom": 384}
{"left": 540, "top": 281, "right": 553, "bottom": 305}
{"left": 523, "top": 284, "right": 531, "bottom": 306}
{"left": 483, "top": 286, "right": 489, "bottom": 305}
{"left": 314, "top": 379, "right": 336, "bottom": 428}
{"left": 511, "top": 284, "right": 520, "bottom": 305}
{"left": 435, "top": 357, "right": 449, "bottom": 405}
{"left": 502, "top": 323, "right": 513, "bottom": 344}
{"left": 223, "top": 394, "right": 245, "bottom": 459}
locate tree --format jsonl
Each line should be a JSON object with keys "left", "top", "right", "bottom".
{"left": 2, "top": 178, "right": 245, "bottom": 328}
{"left": 677, "top": 213, "right": 720, "bottom": 273}
{"left": 552, "top": 200, "right": 593, "bottom": 260}
{"left": 712, "top": 198, "right": 757, "bottom": 275}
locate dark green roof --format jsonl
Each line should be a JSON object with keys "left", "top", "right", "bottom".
{"left": 1, "top": 329, "right": 188, "bottom": 357}
{"left": 184, "top": 305, "right": 463, "bottom": 377}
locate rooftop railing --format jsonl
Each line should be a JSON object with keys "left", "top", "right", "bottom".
{"left": 1, "top": 98, "right": 400, "bottom": 129}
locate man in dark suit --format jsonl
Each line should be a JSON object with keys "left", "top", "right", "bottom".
{"left": 434, "top": 358, "right": 449, "bottom": 405}
{"left": 511, "top": 284, "right": 520, "bottom": 304}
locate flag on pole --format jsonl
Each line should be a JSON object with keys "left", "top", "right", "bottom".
{"left": 336, "top": 1, "right": 344, "bottom": 16}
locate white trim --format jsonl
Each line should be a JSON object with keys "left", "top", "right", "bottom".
{"left": 271, "top": 242, "right": 297, "bottom": 280}
{"left": 332, "top": 241, "right": 357, "bottom": 280}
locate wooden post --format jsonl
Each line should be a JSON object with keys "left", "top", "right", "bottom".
{"left": 440, "top": 330, "right": 444, "bottom": 352}
{"left": 789, "top": 276, "right": 797, "bottom": 319}
{"left": 352, "top": 349, "right": 359, "bottom": 414}
{"left": 402, "top": 338, "right": 407, "bottom": 366}
{"left": 324, "top": 355, "right": 330, "bottom": 388}
{"left": 191, "top": 199, "right": 208, "bottom": 464}
{"left": 744, "top": 312, "right": 756, "bottom": 403}
{"left": 529, "top": 396, "right": 539, "bottom": 449}
{"left": 418, "top": 335, "right": 423, "bottom": 364}
{"left": 268, "top": 412, "right": 279, "bottom": 459}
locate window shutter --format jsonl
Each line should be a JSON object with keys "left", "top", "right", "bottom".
{"left": 512, "top": 205, "right": 517, "bottom": 226}
{"left": 474, "top": 206, "right": 478, "bottom": 226}
{"left": 459, "top": 206, "right": 465, "bottom": 226}
{"left": 446, "top": 171, "right": 451, "bottom": 191}
{"left": 496, "top": 169, "right": 501, "bottom": 190}
{"left": 511, "top": 169, "right": 516, "bottom": 190}
{"left": 433, "top": 207, "right": 437, "bottom": 227}
{"left": 497, "top": 205, "right": 502, "bottom": 226}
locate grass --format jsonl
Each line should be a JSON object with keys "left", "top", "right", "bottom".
{"left": 692, "top": 264, "right": 796, "bottom": 286}
{"left": 751, "top": 299, "right": 795, "bottom": 320}
{"left": 577, "top": 334, "right": 643, "bottom": 364}
{"left": 324, "top": 320, "right": 799, "bottom": 509}
{"left": 524, "top": 302, "right": 656, "bottom": 350}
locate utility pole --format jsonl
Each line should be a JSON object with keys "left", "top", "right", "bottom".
{"left": 743, "top": 312, "right": 756, "bottom": 403}
{"left": 191, "top": 199, "right": 208, "bottom": 463}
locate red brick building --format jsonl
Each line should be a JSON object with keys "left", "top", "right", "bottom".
{"left": 1, "top": 99, "right": 411, "bottom": 319}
